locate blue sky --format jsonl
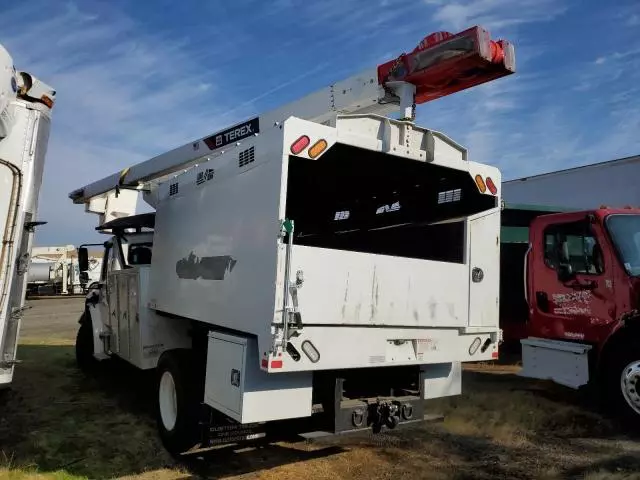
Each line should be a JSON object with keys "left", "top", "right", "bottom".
{"left": 1, "top": 0, "right": 639, "bottom": 245}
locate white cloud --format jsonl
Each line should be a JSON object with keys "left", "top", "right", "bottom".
{"left": 0, "top": 0, "right": 432, "bottom": 245}
{"left": 0, "top": 3, "right": 249, "bottom": 245}
{"left": 1, "top": 0, "right": 637, "bottom": 245}
{"left": 593, "top": 47, "right": 640, "bottom": 67}
{"left": 417, "top": 35, "right": 640, "bottom": 182}
{"left": 414, "top": 2, "right": 640, "bottom": 183}
{"left": 424, "top": 0, "right": 568, "bottom": 31}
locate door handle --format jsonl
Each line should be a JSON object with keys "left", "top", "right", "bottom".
{"left": 535, "top": 291, "right": 549, "bottom": 313}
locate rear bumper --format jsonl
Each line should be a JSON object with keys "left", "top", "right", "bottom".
{"left": 263, "top": 325, "right": 501, "bottom": 372}
{"left": 201, "top": 399, "right": 443, "bottom": 447}
{"left": 200, "top": 363, "right": 450, "bottom": 446}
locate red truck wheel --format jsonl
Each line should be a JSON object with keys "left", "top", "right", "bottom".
{"left": 606, "top": 342, "right": 640, "bottom": 425}
{"left": 620, "top": 359, "right": 640, "bottom": 416}
{"left": 75, "top": 314, "right": 97, "bottom": 373}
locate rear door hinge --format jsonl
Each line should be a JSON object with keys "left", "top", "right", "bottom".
{"left": 16, "top": 253, "right": 30, "bottom": 275}
{"left": 0, "top": 359, "right": 23, "bottom": 368}
{"left": 1, "top": 352, "right": 23, "bottom": 367}
{"left": 24, "top": 221, "right": 47, "bottom": 232}
{"left": 11, "top": 305, "right": 31, "bottom": 319}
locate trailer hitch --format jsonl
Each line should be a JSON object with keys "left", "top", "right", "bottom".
{"left": 369, "top": 400, "right": 401, "bottom": 433}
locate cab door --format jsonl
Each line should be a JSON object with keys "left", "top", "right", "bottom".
{"left": 527, "top": 213, "right": 617, "bottom": 343}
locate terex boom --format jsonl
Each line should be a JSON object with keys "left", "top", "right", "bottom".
{"left": 69, "top": 27, "right": 516, "bottom": 453}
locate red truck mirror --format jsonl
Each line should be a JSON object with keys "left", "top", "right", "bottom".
{"left": 557, "top": 263, "right": 575, "bottom": 283}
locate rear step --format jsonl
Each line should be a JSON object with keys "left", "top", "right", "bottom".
{"left": 519, "top": 337, "right": 592, "bottom": 389}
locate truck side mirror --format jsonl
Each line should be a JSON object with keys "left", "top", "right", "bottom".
{"left": 78, "top": 247, "right": 89, "bottom": 272}
{"left": 557, "top": 263, "right": 574, "bottom": 283}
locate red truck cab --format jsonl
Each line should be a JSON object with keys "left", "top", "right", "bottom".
{"left": 500, "top": 204, "right": 640, "bottom": 423}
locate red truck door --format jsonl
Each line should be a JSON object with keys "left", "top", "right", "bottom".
{"left": 527, "top": 213, "right": 616, "bottom": 343}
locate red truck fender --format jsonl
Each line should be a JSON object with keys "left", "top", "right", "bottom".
{"left": 598, "top": 310, "right": 640, "bottom": 368}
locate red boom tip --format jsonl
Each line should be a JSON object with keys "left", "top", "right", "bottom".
{"left": 377, "top": 26, "right": 516, "bottom": 105}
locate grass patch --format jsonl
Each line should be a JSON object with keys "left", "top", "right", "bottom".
{"left": 0, "top": 468, "right": 86, "bottom": 479}
{"left": 1, "top": 340, "right": 637, "bottom": 480}
{"left": 1, "top": 298, "right": 638, "bottom": 479}
{"left": 584, "top": 471, "right": 640, "bottom": 480}
{"left": 0, "top": 344, "right": 175, "bottom": 479}
{"left": 429, "top": 385, "right": 613, "bottom": 446}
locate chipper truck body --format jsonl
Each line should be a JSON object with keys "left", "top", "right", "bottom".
{"left": 69, "top": 26, "right": 516, "bottom": 453}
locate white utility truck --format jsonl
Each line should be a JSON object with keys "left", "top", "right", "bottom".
{"left": 26, "top": 245, "right": 103, "bottom": 296}
{"left": 27, "top": 245, "right": 76, "bottom": 295}
{"left": 0, "top": 43, "right": 56, "bottom": 387}
{"left": 70, "top": 26, "right": 515, "bottom": 454}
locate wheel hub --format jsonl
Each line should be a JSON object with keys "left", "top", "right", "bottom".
{"left": 621, "top": 360, "right": 640, "bottom": 415}
{"left": 159, "top": 371, "right": 178, "bottom": 431}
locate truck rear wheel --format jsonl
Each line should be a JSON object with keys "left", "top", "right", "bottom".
{"left": 605, "top": 342, "right": 640, "bottom": 425}
{"left": 156, "top": 351, "right": 200, "bottom": 456}
{"left": 75, "top": 315, "right": 97, "bottom": 373}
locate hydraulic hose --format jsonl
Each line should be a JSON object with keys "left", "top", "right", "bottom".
{"left": 0, "top": 158, "right": 22, "bottom": 317}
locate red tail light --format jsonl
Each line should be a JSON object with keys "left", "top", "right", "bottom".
{"left": 290, "top": 135, "right": 310, "bottom": 155}
{"left": 485, "top": 177, "right": 497, "bottom": 195}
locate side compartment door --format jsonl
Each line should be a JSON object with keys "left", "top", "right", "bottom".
{"left": 128, "top": 271, "right": 140, "bottom": 365}
{"left": 528, "top": 214, "right": 616, "bottom": 343}
{"left": 468, "top": 208, "right": 501, "bottom": 327}
{"left": 118, "top": 273, "right": 131, "bottom": 359}
{"left": 107, "top": 272, "right": 120, "bottom": 354}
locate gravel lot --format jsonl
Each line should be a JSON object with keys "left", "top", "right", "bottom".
{"left": 20, "top": 296, "right": 84, "bottom": 341}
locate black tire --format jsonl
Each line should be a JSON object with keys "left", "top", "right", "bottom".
{"left": 603, "top": 340, "right": 640, "bottom": 426}
{"left": 75, "top": 314, "right": 98, "bottom": 373}
{"left": 156, "top": 351, "right": 201, "bottom": 456}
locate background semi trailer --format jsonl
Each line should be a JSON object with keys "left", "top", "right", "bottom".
{"left": 500, "top": 203, "right": 640, "bottom": 423}
{"left": 69, "top": 26, "right": 516, "bottom": 454}
{"left": 0, "top": 43, "right": 56, "bottom": 387}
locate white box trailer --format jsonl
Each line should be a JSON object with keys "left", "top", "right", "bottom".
{"left": 69, "top": 26, "right": 516, "bottom": 454}
{"left": 503, "top": 154, "right": 640, "bottom": 209}
{"left": 0, "top": 44, "right": 56, "bottom": 387}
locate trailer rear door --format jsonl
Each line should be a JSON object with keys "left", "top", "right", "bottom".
{"left": 285, "top": 141, "right": 499, "bottom": 328}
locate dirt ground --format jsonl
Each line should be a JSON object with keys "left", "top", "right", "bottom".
{"left": 0, "top": 297, "right": 639, "bottom": 479}
{"left": 18, "top": 296, "right": 85, "bottom": 341}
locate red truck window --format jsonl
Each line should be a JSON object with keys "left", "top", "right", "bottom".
{"left": 606, "top": 214, "right": 640, "bottom": 276}
{"left": 543, "top": 220, "right": 604, "bottom": 275}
